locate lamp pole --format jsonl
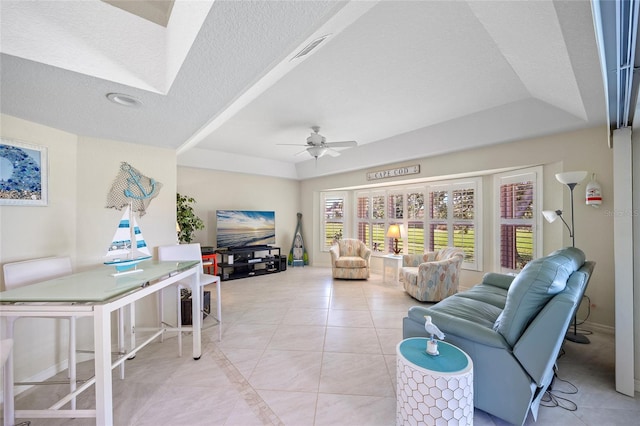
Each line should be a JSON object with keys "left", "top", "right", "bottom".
{"left": 565, "top": 181, "right": 589, "bottom": 343}
{"left": 566, "top": 182, "right": 577, "bottom": 248}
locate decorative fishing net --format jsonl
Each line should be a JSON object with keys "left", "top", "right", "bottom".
{"left": 106, "top": 162, "right": 162, "bottom": 216}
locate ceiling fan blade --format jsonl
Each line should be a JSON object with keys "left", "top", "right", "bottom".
{"left": 277, "top": 143, "right": 307, "bottom": 146}
{"left": 325, "top": 140, "right": 357, "bottom": 148}
{"left": 325, "top": 148, "right": 341, "bottom": 157}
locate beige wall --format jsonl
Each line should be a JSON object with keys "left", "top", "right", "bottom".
{"left": 0, "top": 114, "right": 178, "bottom": 389}
{"left": 301, "top": 126, "right": 615, "bottom": 328}
{"left": 177, "top": 167, "right": 301, "bottom": 253}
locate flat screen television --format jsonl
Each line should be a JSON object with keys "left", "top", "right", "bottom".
{"left": 216, "top": 210, "right": 276, "bottom": 249}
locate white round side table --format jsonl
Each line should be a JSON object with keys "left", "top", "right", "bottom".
{"left": 396, "top": 337, "right": 473, "bottom": 425}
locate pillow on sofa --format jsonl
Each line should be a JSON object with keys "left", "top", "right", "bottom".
{"left": 493, "top": 247, "right": 585, "bottom": 346}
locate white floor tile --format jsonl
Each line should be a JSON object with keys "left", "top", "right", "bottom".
{"left": 9, "top": 266, "right": 633, "bottom": 426}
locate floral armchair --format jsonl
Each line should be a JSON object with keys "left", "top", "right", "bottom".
{"left": 401, "top": 247, "right": 464, "bottom": 301}
{"left": 329, "top": 239, "right": 371, "bottom": 279}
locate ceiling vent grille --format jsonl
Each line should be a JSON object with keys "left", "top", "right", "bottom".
{"left": 291, "top": 35, "right": 331, "bottom": 61}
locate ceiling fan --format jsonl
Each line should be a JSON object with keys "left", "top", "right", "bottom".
{"left": 279, "top": 126, "right": 357, "bottom": 159}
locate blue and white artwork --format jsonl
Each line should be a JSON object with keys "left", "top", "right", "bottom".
{"left": 0, "top": 139, "right": 48, "bottom": 205}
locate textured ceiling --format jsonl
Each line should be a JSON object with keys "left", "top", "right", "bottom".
{"left": 0, "top": 0, "right": 607, "bottom": 180}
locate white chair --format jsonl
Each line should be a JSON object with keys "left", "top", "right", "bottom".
{"left": 158, "top": 243, "right": 222, "bottom": 352}
{"left": 2, "top": 257, "right": 77, "bottom": 409}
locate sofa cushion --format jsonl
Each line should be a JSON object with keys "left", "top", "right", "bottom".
{"left": 418, "top": 296, "right": 503, "bottom": 329}
{"left": 334, "top": 256, "right": 367, "bottom": 268}
{"left": 455, "top": 283, "right": 508, "bottom": 309}
{"left": 493, "top": 247, "right": 585, "bottom": 346}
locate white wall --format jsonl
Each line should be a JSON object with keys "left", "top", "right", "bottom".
{"left": 1, "top": 114, "right": 178, "bottom": 392}
{"left": 177, "top": 167, "right": 301, "bottom": 254}
{"left": 1, "top": 115, "right": 79, "bottom": 388}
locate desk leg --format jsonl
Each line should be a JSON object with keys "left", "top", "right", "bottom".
{"left": 192, "top": 271, "right": 201, "bottom": 360}
{"left": 94, "top": 305, "right": 113, "bottom": 425}
{"left": 3, "top": 318, "right": 15, "bottom": 426}
{"left": 128, "top": 303, "right": 136, "bottom": 359}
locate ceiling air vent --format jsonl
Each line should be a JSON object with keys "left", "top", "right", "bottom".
{"left": 291, "top": 34, "right": 331, "bottom": 61}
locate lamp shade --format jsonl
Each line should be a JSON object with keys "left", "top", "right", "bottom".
{"left": 387, "top": 224, "right": 401, "bottom": 239}
{"left": 555, "top": 171, "right": 588, "bottom": 185}
{"left": 542, "top": 210, "right": 560, "bottom": 223}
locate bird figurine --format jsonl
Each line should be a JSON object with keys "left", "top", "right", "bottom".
{"left": 424, "top": 315, "right": 445, "bottom": 356}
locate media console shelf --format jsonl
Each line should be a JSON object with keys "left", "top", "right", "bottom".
{"left": 215, "top": 246, "right": 282, "bottom": 281}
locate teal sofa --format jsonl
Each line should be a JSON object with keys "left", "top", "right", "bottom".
{"left": 402, "top": 247, "right": 594, "bottom": 425}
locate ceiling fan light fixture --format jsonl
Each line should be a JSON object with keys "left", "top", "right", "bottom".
{"left": 106, "top": 92, "right": 143, "bottom": 108}
{"left": 307, "top": 146, "right": 328, "bottom": 158}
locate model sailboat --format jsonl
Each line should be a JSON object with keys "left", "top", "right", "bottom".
{"left": 104, "top": 162, "right": 162, "bottom": 276}
{"left": 104, "top": 205, "right": 152, "bottom": 275}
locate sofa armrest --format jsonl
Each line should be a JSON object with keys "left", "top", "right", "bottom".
{"left": 418, "top": 256, "right": 461, "bottom": 273}
{"left": 513, "top": 297, "right": 574, "bottom": 386}
{"left": 481, "top": 272, "right": 516, "bottom": 290}
{"left": 513, "top": 264, "right": 593, "bottom": 386}
{"left": 408, "top": 306, "right": 510, "bottom": 350}
{"left": 329, "top": 245, "right": 339, "bottom": 262}
{"left": 403, "top": 251, "right": 438, "bottom": 267}
{"left": 402, "top": 254, "right": 424, "bottom": 267}
{"left": 360, "top": 246, "right": 372, "bottom": 261}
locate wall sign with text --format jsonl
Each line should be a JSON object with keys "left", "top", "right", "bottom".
{"left": 366, "top": 165, "right": 420, "bottom": 181}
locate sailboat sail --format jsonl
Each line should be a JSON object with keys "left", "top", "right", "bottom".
{"left": 106, "top": 206, "right": 151, "bottom": 258}
{"left": 104, "top": 205, "right": 151, "bottom": 274}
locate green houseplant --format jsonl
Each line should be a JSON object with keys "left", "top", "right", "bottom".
{"left": 176, "top": 193, "right": 204, "bottom": 243}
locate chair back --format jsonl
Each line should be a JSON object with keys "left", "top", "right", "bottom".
{"left": 3, "top": 256, "right": 72, "bottom": 290}
{"left": 338, "top": 239, "right": 366, "bottom": 257}
{"left": 436, "top": 247, "right": 465, "bottom": 261}
{"left": 158, "top": 243, "right": 203, "bottom": 267}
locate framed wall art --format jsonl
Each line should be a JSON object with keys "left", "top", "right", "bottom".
{"left": 0, "top": 138, "right": 48, "bottom": 206}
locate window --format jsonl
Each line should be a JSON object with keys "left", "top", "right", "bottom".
{"left": 495, "top": 167, "right": 542, "bottom": 273}
{"left": 371, "top": 192, "right": 386, "bottom": 252}
{"left": 406, "top": 189, "right": 425, "bottom": 254}
{"left": 428, "top": 180, "right": 480, "bottom": 269}
{"left": 321, "top": 192, "right": 346, "bottom": 250}
{"left": 356, "top": 192, "right": 370, "bottom": 246}
{"left": 346, "top": 179, "right": 480, "bottom": 269}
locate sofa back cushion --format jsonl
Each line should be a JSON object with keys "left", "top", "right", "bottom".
{"left": 493, "top": 247, "right": 585, "bottom": 346}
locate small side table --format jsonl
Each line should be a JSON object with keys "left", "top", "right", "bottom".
{"left": 396, "top": 337, "right": 473, "bottom": 425}
{"left": 383, "top": 255, "right": 403, "bottom": 284}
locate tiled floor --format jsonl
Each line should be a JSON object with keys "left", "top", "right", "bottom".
{"left": 8, "top": 266, "right": 640, "bottom": 425}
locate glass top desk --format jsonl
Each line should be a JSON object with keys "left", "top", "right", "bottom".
{"left": 0, "top": 260, "right": 201, "bottom": 426}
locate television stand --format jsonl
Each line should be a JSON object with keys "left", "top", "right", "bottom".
{"left": 216, "top": 246, "right": 282, "bottom": 281}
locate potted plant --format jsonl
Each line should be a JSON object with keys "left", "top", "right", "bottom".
{"left": 176, "top": 193, "right": 204, "bottom": 243}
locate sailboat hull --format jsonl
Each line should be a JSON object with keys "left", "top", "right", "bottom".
{"left": 104, "top": 256, "right": 152, "bottom": 271}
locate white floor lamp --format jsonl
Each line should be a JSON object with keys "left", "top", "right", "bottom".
{"left": 543, "top": 170, "right": 589, "bottom": 344}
